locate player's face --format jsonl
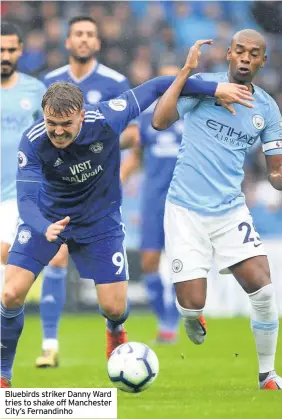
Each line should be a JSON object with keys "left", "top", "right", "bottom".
{"left": 227, "top": 36, "right": 266, "bottom": 83}
{"left": 65, "top": 21, "right": 101, "bottom": 63}
{"left": 1, "top": 35, "right": 22, "bottom": 79}
{"left": 44, "top": 108, "right": 85, "bottom": 148}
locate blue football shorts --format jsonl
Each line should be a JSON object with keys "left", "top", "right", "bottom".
{"left": 8, "top": 215, "right": 129, "bottom": 284}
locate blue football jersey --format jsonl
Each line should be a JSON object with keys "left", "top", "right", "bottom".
{"left": 168, "top": 72, "right": 282, "bottom": 215}
{"left": 17, "top": 94, "right": 140, "bottom": 239}
{"left": 140, "top": 101, "right": 183, "bottom": 203}
{"left": 43, "top": 61, "right": 130, "bottom": 104}
{"left": 1, "top": 73, "right": 46, "bottom": 201}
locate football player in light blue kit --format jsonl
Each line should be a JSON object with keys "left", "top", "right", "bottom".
{"left": 1, "top": 21, "right": 46, "bottom": 283}
{"left": 152, "top": 32, "right": 282, "bottom": 390}
{"left": 121, "top": 65, "right": 182, "bottom": 343}
{"left": 36, "top": 16, "right": 139, "bottom": 368}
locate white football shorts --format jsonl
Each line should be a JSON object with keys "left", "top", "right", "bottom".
{"left": 0, "top": 199, "right": 20, "bottom": 245}
{"left": 164, "top": 200, "right": 267, "bottom": 283}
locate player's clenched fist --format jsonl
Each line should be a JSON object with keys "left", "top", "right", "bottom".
{"left": 45, "top": 216, "right": 70, "bottom": 242}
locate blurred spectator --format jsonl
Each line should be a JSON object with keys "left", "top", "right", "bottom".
{"left": 18, "top": 30, "right": 46, "bottom": 74}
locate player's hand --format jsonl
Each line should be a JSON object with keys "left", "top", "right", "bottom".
{"left": 45, "top": 216, "right": 70, "bottom": 242}
{"left": 183, "top": 39, "right": 213, "bottom": 70}
{"left": 215, "top": 83, "right": 254, "bottom": 115}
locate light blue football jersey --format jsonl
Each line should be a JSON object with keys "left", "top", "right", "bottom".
{"left": 1, "top": 73, "right": 46, "bottom": 201}
{"left": 167, "top": 72, "right": 282, "bottom": 215}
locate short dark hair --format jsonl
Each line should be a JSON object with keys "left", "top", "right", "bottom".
{"left": 68, "top": 16, "right": 98, "bottom": 35}
{"left": 1, "top": 21, "right": 23, "bottom": 42}
{"left": 42, "top": 82, "right": 84, "bottom": 117}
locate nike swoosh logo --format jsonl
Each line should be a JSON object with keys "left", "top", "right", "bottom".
{"left": 254, "top": 243, "right": 262, "bottom": 248}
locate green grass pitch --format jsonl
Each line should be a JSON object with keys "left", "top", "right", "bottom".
{"left": 13, "top": 313, "right": 282, "bottom": 419}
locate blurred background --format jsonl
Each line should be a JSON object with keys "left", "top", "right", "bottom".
{"left": 2, "top": 0, "right": 282, "bottom": 315}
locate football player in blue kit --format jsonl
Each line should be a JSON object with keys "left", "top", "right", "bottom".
{"left": 0, "top": 40, "right": 254, "bottom": 387}
{"left": 37, "top": 16, "right": 139, "bottom": 368}
{"left": 121, "top": 64, "right": 183, "bottom": 344}
{"left": 152, "top": 31, "right": 282, "bottom": 389}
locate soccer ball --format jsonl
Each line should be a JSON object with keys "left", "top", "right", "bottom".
{"left": 107, "top": 342, "right": 159, "bottom": 393}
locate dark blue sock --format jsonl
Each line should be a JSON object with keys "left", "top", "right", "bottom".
{"left": 162, "top": 284, "right": 181, "bottom": 333}
{"left": 1, "top": 303, "right": 24, "bottom": 381}
{"left": 40, "top": 266, "right": 66, "bottom": 340}
{"left": 143, "top": 272, "right": 165, "bottom": 326}
{"left": 99, "top": 302, "right": 130, "bottom": 332}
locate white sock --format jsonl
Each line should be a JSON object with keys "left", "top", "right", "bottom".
{"left": 42, "top": 339, "right": 59, "bottom": 351}
{"left": 175, "top": 298, "right": 204, "bottom": 319}
{"left": 249, "top": 284, "right": 279, "bottom": 374}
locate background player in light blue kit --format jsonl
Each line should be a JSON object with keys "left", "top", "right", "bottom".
{"left": 36, "top": 16, "right": 139, "bottom": 368}
{"left": 1, "top": 21, "right": 46, "bottom": 285}
{"left": 152, "top": 31, "right": 282, "bottom": 390}
{"left": 121, "top": 64, "right": 183, "bottom": 344}
{"left": 0, "top": 41, "right": 254, "bottom": 387}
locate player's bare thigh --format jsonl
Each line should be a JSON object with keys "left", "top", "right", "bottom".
{"left": 141, "top": 250, "right": 161, "bottom": 273}
{"left": 2, "top": 265, "right": 35, "bottom": 308}
{"left": 1, "top": 242, "right": 10, "bottom": 265}
{"left": 96, "top": 281, "right": 128, "bottom": 319}
{"left": 48, "top": 243, "right": 68, "bottom": 267}
{"left": 230, "top": 255, "right": 271, "bottom": 293}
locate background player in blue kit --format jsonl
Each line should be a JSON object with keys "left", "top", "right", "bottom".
{"left": 152, "top": 31, "right": 282, "bottom": 389}
{"left": 0, "top": 40, "right": 255, "bottom": 387}
{"left": 36, "top": 16, "right": 139, "bottom": 368}
{"left": 121, "top": 64, "right": 183, "bottom": 344}
{"left": 1, "top": 21, "right": 46, "bottom": 285}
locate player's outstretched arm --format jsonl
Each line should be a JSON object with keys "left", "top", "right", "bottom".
{"left": 266, "top": 155, "right": 282, "bottom": 190}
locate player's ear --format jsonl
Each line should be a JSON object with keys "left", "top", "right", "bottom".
{"left": 226, "top": 47, "right": 231, "bottom": 62}
{"left": 65, "top": 37, "right": 70, "bottom": 52}
{"left": 95, "top": 37, "right": 101, "bottom": 53}
{"left": 260, "top": 54, "right": 267, "bottom": 68}
{"left": 18, "top": 41, "right": 23, "bottom": 57}
{"left": 81, "top": 109, "right": 85, "bottom": 121}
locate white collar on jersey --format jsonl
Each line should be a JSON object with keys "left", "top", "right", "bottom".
{"left": 68, "top": 60, "right": 99, "bottom": 84}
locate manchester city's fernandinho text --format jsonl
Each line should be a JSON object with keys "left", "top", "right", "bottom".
{"left": 0, "top": 388, "right": 117, "bottom": 419}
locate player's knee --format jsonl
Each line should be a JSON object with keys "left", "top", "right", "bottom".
{"left": 175, "top": 292, "right": 206, "bottom": 310}
{"left": 101, "top": 301, "right": 127, "bottom": 320}
{"left": 249, "top": 283, "right": 278, "bottom": 319}
{"left": 141, "top": 253, "right": 160, "bottom": 273}
{"left": 2, "top": 284, "right": 24, "bottom": 308}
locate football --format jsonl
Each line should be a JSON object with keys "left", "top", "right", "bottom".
{"left": 107, "top": 342, "right": 159, "bottom": 393}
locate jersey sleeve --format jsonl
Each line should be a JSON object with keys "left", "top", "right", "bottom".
{"left": 177, "top": 96, "right": 201, "bottom": 118}
{"left": 98, "top": 91, "right": 140, "bottom": 135}
{"left": 261, "top": 98, "right": 282, "bottom": 156}
{"left": 17, "top": 133, "right": 51, "bottom": 234}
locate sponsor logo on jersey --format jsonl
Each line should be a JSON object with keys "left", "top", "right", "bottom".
{"left": 172, "top": 259, "right": 183, "bottom": 273}
{"left": 89, "top": 142, "right": 103, "bottom": 153}
{"left": 18, "top": 229, "right": 31, "bottom": 244}
{"left": 276, "top": 140, "right": 282, "bottom": 148}
{"left": 18, "top": 151, "right": 28, "bottom": 168}
{"left": 252, "top": 114, "right": 265, "bottom": 130}
{"left": 109, "top": 99, "right": 127, "bottom": 111}
{"left": 63, "top": 162, "right": 103, "bottom": 183}
{"left": 206, "top": 119, "right": 256, "bottom": 147}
